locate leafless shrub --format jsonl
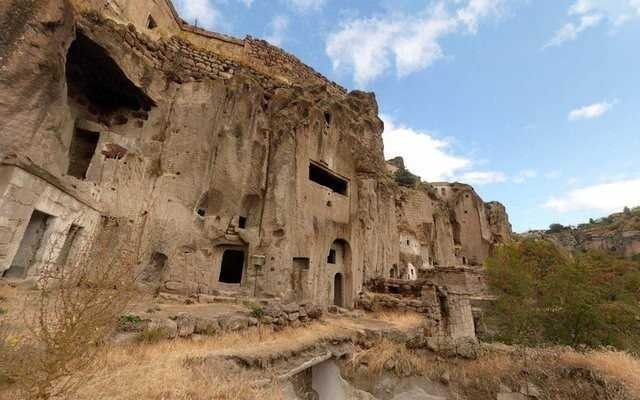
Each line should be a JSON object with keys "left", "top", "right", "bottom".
{"left": 0, "top": 216, "right": 140, "bottom": 399}
{"left": 0, "top": 157, "right": 151, "bottom": 399}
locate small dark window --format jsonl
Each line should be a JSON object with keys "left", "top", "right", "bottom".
{"left": 406, "top": 240, "right": 410, "bottom": 245}
{"left": 324, "top": 112, "right": 332, "bottom": 125}
{"left": 327, "top": 249, "right": 336, "bottom": 264}
{"left": 309, "top": 163, "right": 348, "bottom": 196}
{"left": 293, "top": 257, "right": 310, "bottom": 270}
{"left": 238, "top": 216, "right": 247, "bottom": 229}
{"left": 68, "top": 127, "right": 99, "bottom": 180}
{"left": 197, "top": 208, "right": 206, "bottom": 217}
{"left": 147, "top": 15, "right": 158, "bottom": 29}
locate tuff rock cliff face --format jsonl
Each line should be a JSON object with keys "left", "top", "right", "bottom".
{"left": 0, "top": 0, "right": 511, "bottom": 308}
{"left": 524, "top": 208, "right": 640, "bottom": 259}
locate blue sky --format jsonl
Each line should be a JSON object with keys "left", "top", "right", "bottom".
{"left": 173, "top": 0, "right": 640, "bottom": 232}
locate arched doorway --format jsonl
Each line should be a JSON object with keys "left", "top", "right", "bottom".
{"left": 326, "top": 239, "right": 352, "bottom": 307}
{"left": 333, "top": 273, "right": 343, "bottom": 307}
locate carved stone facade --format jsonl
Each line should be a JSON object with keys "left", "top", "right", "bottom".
{"left": 0, "top": 0, "right": 511, "bottom": 313}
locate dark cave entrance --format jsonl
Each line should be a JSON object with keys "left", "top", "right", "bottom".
{"left": 219, "top": 249, "right": 246, "bottom": 284}
{"left": 66, "top": 32, "right": 155, "bottom": 117}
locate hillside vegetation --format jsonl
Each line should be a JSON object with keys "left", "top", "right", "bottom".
{"left": 484, "top": 239, "right": 640, "bottom": 352}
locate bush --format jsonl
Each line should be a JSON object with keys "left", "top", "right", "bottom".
{"left": 485, "top": 239, "right": 640, "bottom": 351}
{"left": 547, "top": 223, "right": 565, "bottom": 233}
{"left": 393, "top": 168, "right": 420, "bottom": 188}
{"left": 0, "top": 218, "right": 140, "bottom": 399}
{"left": 250, "top": 306, "right": 265, "bottom": 320}
{"left": 118, "top": 314, "right": 143, "bottom": 332}
{"left": 134, "top": 327, "right": 168, "bottom": 344}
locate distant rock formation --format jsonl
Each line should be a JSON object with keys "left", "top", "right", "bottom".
{"left": 522, "top": 208, "right": 640, "bottom": 259}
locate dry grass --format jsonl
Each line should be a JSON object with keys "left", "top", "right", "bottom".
{"left": 1, "top": 312, "right": 420, "bottom": 399}
{"left": 369, "top": 311, "right": 426, "bottom": 329}
{"left": 345, "top": 338, "right": 428, "bottom": 378}
{"left": 69, "top": 323, "right": 340, "bottom": 400}
{"left": 560, "top": 350, "right": 640, "bottom": 397}
{"left": 345, "top": 340, "right": 640, "bottom": 400}
{"left": 449, "top": 347, "right": 640, "bottom": 400}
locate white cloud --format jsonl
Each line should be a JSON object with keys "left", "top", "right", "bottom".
{"left": 546, "top": 0, "right": 640, "bottom": 48}
{"left": 382, "top": 115, "right": 505, "bottom": 185}
{"left": 568, "top": 100, "right": 616, "bottom": 121}
{"left": 282, "top": 0, "right": 326, "bottom": 12}
{"left": 544, "top": 178, "right": 640, "bottom": 213}
{"left": 326, "top": 0, "right": 503, "bottom": 86}
{"left": 544, "top": 14, "right": 603, "bottom": 48}
{"left": 173, "top": 0, "right": 255, "bottom": 28}
{"left": 457, "top": 0, "right": 505, "bottom": 33}
{"left": 513, "top": 169, "right": 538, "bottom": 184}
{"left": 264, "top": 15, "right": 289, "bottom": 46}
{"left": 458, "top": 171, "right": 508, "bottom": 185}
{"left": 545, "top": 170, "right": 561, "bottom": 180}
{"left": 174, "top": 0, "right": 221, "bottom": 29}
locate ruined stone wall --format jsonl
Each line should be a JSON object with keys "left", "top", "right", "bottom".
{"left": 244, "top": 37, "right": 347, "bottom": 96}
{"left": 72, "top": 0, "right": 344, "bottom": 93}
{"left": 0, "top": 164, "right": 101, "bottom": 277}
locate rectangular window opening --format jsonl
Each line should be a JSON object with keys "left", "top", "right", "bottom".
{"left": 309, "top": 163, "right": 348, "bottom": 196}
{"left": 327, "top": 249, "right": 336, "bottom": 264}
{"left": 4, "top": 210, "right": 54, "bottom": 279}
{"left": 293, "top": 257, "right": 310, "bottom": 270}
{"left": 238, "top": 216, "right": 247, "bottom": 229}
{"left": 68, "top": 127, "right": 99, "bottom": 180}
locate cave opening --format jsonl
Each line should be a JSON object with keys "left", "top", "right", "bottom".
{"left": 147, "top": 15, "right": 158, "bottom": 30}
{"left": 66, "top": 32, "right": 155, "bottom": 116}
{"left": 219, "top": 249, "right": 245, "bottom": 284}
{"left": 309, "top": 163, "right": 348, "bottom": 196}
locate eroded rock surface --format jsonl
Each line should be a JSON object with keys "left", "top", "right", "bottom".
{"left": 0, "top": 0, "right": 510, "bottom": 313}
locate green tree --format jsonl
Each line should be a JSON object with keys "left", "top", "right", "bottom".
{"left": 548, "top": 223, "right": 565, "bottom": 233}
{"left": 393, "top": 168, "right": 420, "bottom": 188}
{"left": 485, "top": 239, "right": 640, "bottom": 351}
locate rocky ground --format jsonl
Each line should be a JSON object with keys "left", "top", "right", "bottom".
{"left": 1, "top": 282, "right": 639, "bottom": 400}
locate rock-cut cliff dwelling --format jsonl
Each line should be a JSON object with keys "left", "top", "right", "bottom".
{"left": 0, "top": 1, "right": 526, "bottom": 399}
